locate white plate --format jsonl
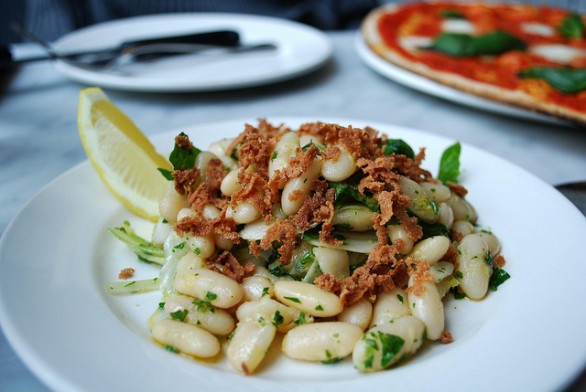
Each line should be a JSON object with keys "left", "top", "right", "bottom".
{"left": 1, "top": 117, "right": 586, "bottom": 392}
{"left": 52, "top": 14, "right": 332, "bottom": 92}
{"left": 355, "top": 35, "right": 568, "bottom": 125}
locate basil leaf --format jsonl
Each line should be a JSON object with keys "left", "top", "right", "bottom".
{"left": 439, "top": 9, "right": 466, "bottom": 19}
{"left": 559, "top": 13, "right": 584, "bottom": 39}
{"left": 382, "top": 139, "right": 415, "bottom": 158}
{"left": 169, "top": 132, "right": 201, "bottom": 170}
{"left": 157, "top": 168, "right": 174, "bottom": 180}
{"left": 518, "top": 67, "right": 586, "bottom": 94}
{"left": 489, "top": 267, "right": 511, "bottom": 291}
{"left": 437, "top": 142, "right": 461, "bottom": 185}
{"left": 329, "top": 182, "right": 380, "bottom": 212}
{"left": 378, "top": 332, "right": 405, "bottom": 368}
{"left": 428, "top": 31, "right": 527, "bottom": 57}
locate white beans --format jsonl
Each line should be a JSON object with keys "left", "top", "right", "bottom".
{"left": 388, "top": 225, "right": 415, "bottom": 255}
{"left": 408, "top": 279, "right": 444, "bottom": 341}
{"left": 176, "top": 207, "right": 196, "bottom": 221}
{"left": 437, "top": 202, "right": 454, "bottom": 229}
{"left": 313, "top": 247, "right": 350, "bottom": 279}
{"left": 338, "top": 299, "right": 373, "bottom": 330}
{"left": 478, "top": 231, "right": 501, "bottom": 256}
{"left": 151, "top": 217, "right": 172, "bottom": 246}
{"left": 164, "top": 294, "right": 235, "bottom": 336}
{"left": 370, "top": 288, "right": 410, "bottom": 327}
{"left": 332, "top": 204, "right": 375, "bottom": 232}
{"left": 152, "top": 319, "right": 220, "bottom": 358}
{"left": 226, "top": 320, "right": 276, "bottom": 375}
{"left": 220, "top": 169, "right": 241, "bottom": 196}
{"left": 241, "top": 276, "right": 274, "bottom": 302}
{"left": 406, "top": 236, "right": 450, "bottom": 265}
{"left": 274, "top": 281, "right": 343, "bottom": 317}
{"left": 176, "top": 252, "right": 206, "bottom": 276}
{"left": 448, "top": 194, "right": 477, "bottom": 223}
{"left": 202, "top": 203, "right": 221, "bottom": 219}
{"left": 429, "top": 261, "right": 455, "bottom": 283}
{"left": 208, "top": 139, "right": 237, "bottom": 170}
{"left": 400, "top": 177, "right": 439, "bottom": 223}
{"left": 281, "top": 158, "right": 322, "bottom": 216}
{"left": 236, "top": 297, "right": 308, "bottom": 333}
{"left": 321, "top": 145, "right": 357, "bottom": 182}
{"left": 186, "top": 234, "right": 215, "bottom": 259}
{"left": 456, "top": 233, "right": 491, "bottom": 300}
{"left": 282, "top": 322, "right": 363, "bottom": 362}
{"left": 452, "top": 220, "right": 474, "bottom": 237}
{"left": 174, "top": 268, "right": 244, "bottom": 308}
{"left": 268, "top": 132, "right": 300, "bottom": 181}
{"left": 232, "top": 202, "right": 261, "bottom": 224}
{"left": 353, "top": 316, "right": 426, "bottom": 372}
{"left": 159, "top": 184, "right": 186, "bottom": 224}
{"left": 421, "top": 181, "right": 451, "bottom": 203}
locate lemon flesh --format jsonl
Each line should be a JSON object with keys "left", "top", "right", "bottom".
{"left": 78, "top": 87, "right": 172, "bottom": 221}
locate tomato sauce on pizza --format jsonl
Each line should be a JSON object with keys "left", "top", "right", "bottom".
{"left": 363, "top": 2, "right": 586, "bottom": 122}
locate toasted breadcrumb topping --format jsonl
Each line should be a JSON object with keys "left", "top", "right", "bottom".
{"left": 170, "top": 120, "right": 444, "bottom": 303}
{"left": 118, "top": 267, "right": 135, "bottom": 280}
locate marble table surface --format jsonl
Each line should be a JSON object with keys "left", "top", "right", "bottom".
{"left": 1, "top": 31, "right": 585, "bottom": 391}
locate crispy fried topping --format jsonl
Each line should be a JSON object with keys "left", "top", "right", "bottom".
{"left": 249, "top": 220, "right": 298, "bottom": 265}
{"left": 440, "top": 330, "right": 454, "bottom": 344}
{"left": 209, "top": 251, "right": 255, "bottom": 283}
{"left": 118, "top": 267, "right": 135, "bottom": 279}
{"left": 448, "top": 181, "right": 469, "bottom": 197}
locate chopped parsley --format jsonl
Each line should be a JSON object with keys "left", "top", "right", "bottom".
{"left": 271, "top": 151, "right": 278, "bottom": 161}
{"left": 315, "top": 304, "right": 324, "bottom": 311}
{"left": 489, "top": 267, "right": 511, "bottom": 291}
{"left": 295, "top": 312, "right": 307, "bottom": 325}
{"left": 170, "top": 309, "right": 188, "bottom": 321}
{"left": 284, "top": 296, "right": 301, "bottom": 303}
{"left": 206, "top": 291, "right": 218, "bottom": 301}
{"left": 396, "top": 294, "right": 404, "bottom": 304}
{"left": 192, "top": 298, "right": 215, "bottom": 313}
{"left": 261, "top": 287, "right": 270, "bottom": 297}
{"left": 455, "top": 271, "right": 464, "bottom": 279}
{"left": 272, "top": 311, "right": 284, "bottom": 327}
{"left": 165, "top": 345, "right": 179, "bottom": 353}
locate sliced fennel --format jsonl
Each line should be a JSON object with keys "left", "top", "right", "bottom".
{"left": 106, "top": 277, "right": 160, "bottom": 295}
{"left": 108, "top": 221, "right": 165, "bottom": 265}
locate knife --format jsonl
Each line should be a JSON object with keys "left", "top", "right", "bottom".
{"left": 1, "top": 29, "right": 241, "bottom": 66}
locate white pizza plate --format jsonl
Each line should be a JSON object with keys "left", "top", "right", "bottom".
{"left": 355, "top": 35, "right": 569, "bottom": 126}
{"left": 52, "top": 14, "right": 332, "bottom": 92}
{"left": 0, "top": 117, "right": 585, "bottom": 392}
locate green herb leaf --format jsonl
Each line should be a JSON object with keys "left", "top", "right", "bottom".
{"left": 439, "top": 9, "right": 466, "bottom": 19}
{"left": 382, "top": 139, "right": 415, "bottom": 158}
{"left": 170, "top": 309, "right": 188, "bottom": 321}
{"left": 518, "top": 67, "right": 586, "bottom": 94}
{"left": 419, "top": 221, "right": 449, "bottom": 238}
{"left": 329, "top": 182, "right": 380, "bottom": 212}
{"left": 437, "top": 142, "right": 461, "bottom": 185}
{"left": 272, "top": 310, "right": 284, "bottom": 327}
{"left": 261, "top": 287, "right": 270, "bottom": 297}
{"left": 169, "top": 132, "right": 201, "bottom": 170}
{"left": 284, "top": 296, "right": 301, "bottom": 303}
{"left": 315, "top": 304, "right": 324, "bottom": 311}
{"left": 295, "top": 312, "right": 307, "bottom": 325}
{"left": 559, "top": 13, "right": 584, "bottom": 39}
{"left": 489, "top": 267, "right": 511, "bottom": 291}
{"left": 158, "top": 168, "right": 174, "bottom": 180}
{"left": 165, "top": 345, "right": 179, "bottom": 353}
{"left": 378, "top": 332, "right": 405, "bottom": 368}
{"left": 206, "top": 291, "right": 218, "bottom": 301}
{"left": 428, "top": 31, "right": 527, "bottom": 57}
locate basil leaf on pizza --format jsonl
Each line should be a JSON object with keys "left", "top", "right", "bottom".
{"left": 428, "top": 31, "right": 527, "bottom": 57}
{"left": 559, "top": 14, "right": 584, "bottom": 39}
{"left": 519, "top": 67, "right": 586, "bottom": 94}
{"left": 438, "top": 9, "right": 466, "bottom": 19}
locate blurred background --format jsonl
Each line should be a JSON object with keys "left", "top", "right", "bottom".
{"left": 2, "top": 0, "right": 586, "bottom": 46}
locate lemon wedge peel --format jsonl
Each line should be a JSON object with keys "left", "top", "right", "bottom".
{"left": 77, "top": 87, "right": 172, "bottom": 221}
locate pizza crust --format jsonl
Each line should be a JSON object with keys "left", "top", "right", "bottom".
{"left": 361, "top": 4, "right": 586, "bottom": 125}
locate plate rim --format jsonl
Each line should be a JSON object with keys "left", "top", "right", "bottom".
{"left": 354, "top": 33, "right": 568, "bottom": 126}
{"left": 52, "top": 13, "right": 333, "bottom": 92}
{"left": 1, "top": 116, "right": 586, "bottom": 392}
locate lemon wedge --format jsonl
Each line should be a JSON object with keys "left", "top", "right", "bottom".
{"left": 77, "top": 87, "right": 172, "bottom": 221}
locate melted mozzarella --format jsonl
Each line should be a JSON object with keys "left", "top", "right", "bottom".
{"left": 530, "top": 44, "right": 586, "bottom": 64}
{"left": 521, "top": 22, "right": 555, "bottom": 37}
{"left": 441, "top": 19, "right": 476, "bottom": 34}
{"left": 399, "top": 36, "right": 433, "bottom": 52}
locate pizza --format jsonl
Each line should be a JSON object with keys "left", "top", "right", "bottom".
{"left": 362, "top": 2, "right": 586, "bottom": 124}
